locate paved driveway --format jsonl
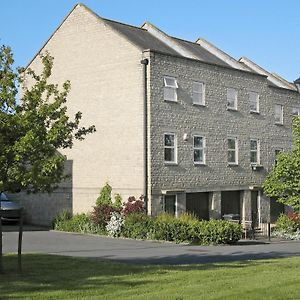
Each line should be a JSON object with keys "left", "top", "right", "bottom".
{"left": 3, "top": 225, "right": 300, "bottom": 264}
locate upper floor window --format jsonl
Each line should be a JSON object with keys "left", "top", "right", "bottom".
{"left": 164, "top": 76, "right": 178, "bottom": 102}
{"left": 275, "top": 104, "right": 283, "bottom": 124}
{"left": 292, "top": 107, "right": 300, "bottom": 117}
{"left": 164, "top": 133, "right": 177, "bottom": 163}
{"left": 192, "top": 82, "right": 205, "bottom": 105}
{"left": 249, "top": 92, "right": 259, "bottom": 113}
{"left": 193, "top": 135, "right": 205, "bottom": 164}
{"left": 250, "top": 139, "right": 260, "bottom": 165}
{"left": 227, "top": 137, "right": 238, "bottom": 165}
{"left": 227, "top": 88, "right": 237, "bottom": 110}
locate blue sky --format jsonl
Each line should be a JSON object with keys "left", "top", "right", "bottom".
{"left": 1, "top": 0, "right": 299, "bottom": 81}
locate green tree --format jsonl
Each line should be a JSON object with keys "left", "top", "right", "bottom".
{"left": 263, "top": 117, "right": 300, "bottom": 210}
{"left": 0, "top": 45, "right": 96, "bottom": 193}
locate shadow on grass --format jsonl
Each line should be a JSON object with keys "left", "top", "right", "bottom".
{"left": 1, "top": 253, "right": 298, "bottom": 298}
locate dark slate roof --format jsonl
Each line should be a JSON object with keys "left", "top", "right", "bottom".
{"left": 103, "top": 18, "right": 181, "bottom": 56}
{"left": 102, "top": 18, "right": 232, "bottom": 68}
{"left": 295, "top": 77, "right": 300, "bottom": 84}
{"left": 172, "top": 37, "right": 231, "bottom": 67}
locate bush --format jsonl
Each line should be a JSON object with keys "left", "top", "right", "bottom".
{"left": 106, "top": 212, "right": 124, "bottom": 237}
{"left": 122, "top": 213, "right": 154, "bottom": 240}
{"left": 51, "top": 209, "right": 72, "bottom": 228}
{"left": 91, "top": 204, "right": 121, "bottom": 230}
{"left": 122, "top": 196, "right": 145, "bottom": 216}
{"left": 53, "top": 213, "right": 104, "bottom": 234}
{"left": 192, "top": 220, "right": 242, "bottom": 245}
{"left": 96, "top": 183, "right": 113, "bottom": 206}
{"left": 276, "top": 213, "right": 298, "bottom": 233}
{"left": 114, "top": 193, "right": 123, "bottom": 208}
{"left": 287, "top": 211, "right": 300, "bottom": 228}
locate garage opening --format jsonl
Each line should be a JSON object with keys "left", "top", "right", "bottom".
{"left": 186, "top": 192, "right": 209, "bottom": 220}
{"left": 221, "top": 191, "right": 241, "bottom": 217}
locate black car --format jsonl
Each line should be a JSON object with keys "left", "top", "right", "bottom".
{"left": 0, "top": 192, "right": 23, "bottom": 222}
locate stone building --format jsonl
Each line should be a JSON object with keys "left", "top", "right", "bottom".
{"left": 15, "top": 3, "right": 300, "bottom": 226}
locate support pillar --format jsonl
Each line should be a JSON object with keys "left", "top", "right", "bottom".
{"left": 209, "top": 191, "right": 222, "bottom": 219}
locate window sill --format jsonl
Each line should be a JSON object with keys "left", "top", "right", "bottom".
{"left": 192, "top": 103, "right": 206, "bottom": 107}
{"left": 164, "top": 162, "right": 178, "bottom": 166}
{"left": 227, "top": 107, "right": 237, "bottom": 111}
{"left": 227, "top": 163, "right": 238, "bottom": 167}
{"left": 164, "top": 99, "right": 178, "bottom": 103}
{"left": 250, "top": 110, "right": 260, "bottom": 114}
{"left": 194, "top": 162, "right": 206, "bottom": 166}
{"left": 275, "top": 122, "right": 284, "bottom": 126}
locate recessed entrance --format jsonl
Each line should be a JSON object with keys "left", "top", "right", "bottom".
{"left": 186, "top": 192, "right": 209, "bottom": 220}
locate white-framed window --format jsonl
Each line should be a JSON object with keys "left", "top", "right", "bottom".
{"left": 250, "top": 139, "right": 260, "bottom": 165}
{"left": 292, "top": 107, "right": 300, "bottom": 117}
{"left": 249, "top": 92, "right": 259, "bottom": 113}
{"left": 227, "top": 137, "right": 238, "bottom": 165}
{"left": 192, "top": 81, "right": 205, "bottom": 105}
{"left": 227, "top": 88, "right": 237, "bottom": 110}
{"left": 193, "top": 135, "right": 205, "bottom": 164}
{"left": 275, "top": 104, "right": 283, "bottom": 124}
{"left": 164, "top": 195, "right": 177, "bottom": 216}
{"left": 164, "top": 76, "right": 178, "bottom": 102}
{"left": 164, "top": 133, "right": 177, "bottom": 163}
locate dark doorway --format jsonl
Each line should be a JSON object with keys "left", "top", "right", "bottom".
{"left": 221, "top": 191, "right": 240, "bottom": 217}
{"left": 164, "top": 195, "right": 176, "bottom": 215}
{"left": 270, "top": 197, "right": 285, "bottom": 223}
{"left": 186, "top": 192, "right": 209, "bottom": 220}
{"left": 251, "top": 191, "right": 259, "bottom": 226}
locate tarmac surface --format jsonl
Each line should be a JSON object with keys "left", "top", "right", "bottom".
{"left": 2, "top": 225, "right": 300, "bottom": 265}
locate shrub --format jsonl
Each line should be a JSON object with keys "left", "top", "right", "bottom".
{"left": 51, "top": 209, "right": 72, "bottom": 228}
{"left": 178, "top": 212, "right": 199, "bottom": 222}
{"left": 276, "top": 213, "right": 298, "bottom": 233}
{"left": 53, "top": 213, "right": 104, "bottom": 234}
{"left": 122, "top": 212, "right": 154, "bottom": 239}
{"left": 287, "top": 211, "right": 300, "bottom": 228}
{"left": 91, "top": 204, "right": 121, "bottom": 230}
{"left": 96, "top": 183, "right": 113, "bottom": 206}
{"left": 106, "top": 212, "right": 124, "bottom": 237}
{"left": 122, "top": 195, "right": 145, "bottom": 216}
{"left": 192, "top": 220, "right": 242, "bottom": 245}
{"left": 114, "top": 193, "right": 123, "bottom": 208}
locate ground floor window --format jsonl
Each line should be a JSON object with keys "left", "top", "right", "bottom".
{"left": 164, "top": 195, "right": 176, "bottom": 215}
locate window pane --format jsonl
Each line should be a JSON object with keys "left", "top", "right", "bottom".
{"left": 227, "top": 88, "right": 237, "bottom": 108}
{"left": 165, "top": 195, "right": 176, "bottom": 215}
{"left": 250, "top": 92, "right": 258, "bottom": 112}
{"left": 251, "top": 151, "right": 257, "bottom": 163}
{"left": 292, "top": 107, "right": 300, "bottom": 116}
{"left": 164, "top": 77, "right": 177, "bottom": 88}
{"left": 164, "top": 148, "right": 174, "bottom": 162}
{"left": 275, "top": 105, "right": 283, "bottom": 123}
{"left": 193, "top": 92, "right": 203, "bottom": 104}
{"left": 165, "top": 134, "right": 174, "bottom": 146}
{"left": 164, "top": 87, "right": 176, "bottom": 101}
{"left": 228, "top": 139, "right": 236, "bottom": 150}
{"left": 228, "top": 150, "right": 236, "bottom": 163}
{"left": 193, "top": 82, "right": 203, "bottom": 93}
{"left": 194, "top": 149, "right": 203, "bottom": 162}
{"left": 194, "top": 136, "right": 203, "bottom": 148}
{"left": 250, "top": 140, "right": 257, "bottom": 150}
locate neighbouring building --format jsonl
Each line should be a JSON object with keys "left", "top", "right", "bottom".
{"left": 13, "top": 3, "right": 300, "bottom": 228}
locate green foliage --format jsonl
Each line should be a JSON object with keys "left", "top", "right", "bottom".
{"left": 53, "top": 213, "right": 104, "bottom": 234}
{"left": 263, "top": 117, "right": 300, "bottom": 209}
{"left": 275, "top": 213, "right": 298, "bottom": 233}
{"left": 96, "top": 183, "right": 112, "bottom": 206}
{"left": 114, "top": 193, "right": 122, "bottom": 208}
{"left": 121, "top": 213, "right": 154, "bottom": 240}
{"left": 0, "top": 46, "right": 96, "bottom": 193}
{"left": 51, "top": 209, "right": 72, "bottom": 228}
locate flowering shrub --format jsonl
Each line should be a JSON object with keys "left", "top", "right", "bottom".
{"left": 106, "top": 212, "right": 125, "bottom": 237}
{"left": 122, "top": 195, "right": 145, "bottom": 216}
{"left": 91, "top": 204, "right": 121, "bottom": 230}
{"left": 275, "top": 213, "right": 298, "bottom": 233}
{"left": 287, "top": 211, "right": 300, "bottom": 228}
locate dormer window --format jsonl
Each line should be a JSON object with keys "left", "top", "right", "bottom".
{"left": 164, "top": 76, "right": 178, "bottom": 102}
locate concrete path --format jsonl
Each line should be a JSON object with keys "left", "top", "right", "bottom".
{"left": 3, "top": 225, "right": 300, "bottom": 265}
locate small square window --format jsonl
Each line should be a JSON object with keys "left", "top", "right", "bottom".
{"left": 249, "top": 92, "right": 259, "bottom": 113}
{"left": 275, "top": 104, "right": 283, "bottom": 124}
{"left": 164, "top": 76, "right": 178, "bottom": 102}
{"left": 164, "top": 133, "right": 177, "bottom": 163}
{"left": 228, "top": 137, "right": 238, "bottom": 164}
{"left": 192, "top": 82, "right": 205, "bottom": 105}
{"left": 193, "top": 135, "right": 205, "bottom": 164}
{"left": 227, "top": 88, "right": 237, "bottom": 110}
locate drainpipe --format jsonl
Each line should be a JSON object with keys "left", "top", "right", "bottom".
{"left": 140, "top": 58, "right": 149, "bottom": 214}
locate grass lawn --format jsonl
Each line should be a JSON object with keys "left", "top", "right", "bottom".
{"left": 1, "top": 254, "right": 300, "bottom": 299}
